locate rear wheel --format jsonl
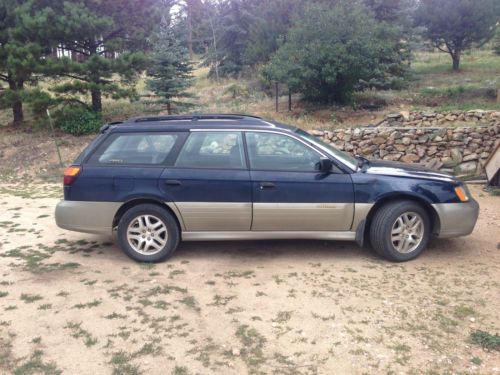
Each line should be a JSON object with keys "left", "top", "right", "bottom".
{"left": 369, "top": 201, "right": 430, "bottom": 262}
{"left": 117, "top": 204, "right": 180, "bottom": 262}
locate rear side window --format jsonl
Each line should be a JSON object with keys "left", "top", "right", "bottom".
{"left": 175, "top": 131, "right": 246, "bottom": 169}
{"left": 88, "top": 133, "right": 180, "bottom": 165}
{"left": 73, "top": 134, "right": 105, "bottom": 164}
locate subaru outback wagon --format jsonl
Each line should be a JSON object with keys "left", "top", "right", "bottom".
{"left": 55, "top": 114, "right": 479, "bottom": 262}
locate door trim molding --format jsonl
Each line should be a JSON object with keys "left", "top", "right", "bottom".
{"left": 182, "top": 231, "right": 356, "bottom": 241}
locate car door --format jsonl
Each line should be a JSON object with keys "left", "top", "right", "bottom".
{"left": 160, "top": 130, "right": 252, "bottom": 231}
{"left": 246, "top": 131, "right": 354, "bottom": 231}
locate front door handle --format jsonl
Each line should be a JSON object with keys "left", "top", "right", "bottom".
{"left": 259, "top": 182, "right": 275, "bottom": 190}
{"left": 165, "top": 179, "right": 182, "bottom": 186}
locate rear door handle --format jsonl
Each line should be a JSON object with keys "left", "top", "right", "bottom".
{"left": 259, "top": 182, "right": 275, "bottom": 190}
{"left": 165, "top": 179, "right": 182, "bottom": 186}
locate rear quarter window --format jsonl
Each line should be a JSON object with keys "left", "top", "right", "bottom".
{"left": 87, "top": 133, "right": 182, "bottom": 165}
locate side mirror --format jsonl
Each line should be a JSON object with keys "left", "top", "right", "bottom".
{"left": 318, "top": 157, "right": 333, "bottom": 173}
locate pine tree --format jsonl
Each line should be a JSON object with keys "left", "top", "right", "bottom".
{"left": 0, "top": 0, "right": 55, "bottom": 125}
{"left": 47, "top": 0, "right": 163, "bottom": 112}
{"left": 263, "top": 1, "right": 410, "bottom": 104}
{"left": 146, "top": 21, "right": 194, "bottom": 114}
{"left": 207, "top": 0, "right": 249, "bottom": 77}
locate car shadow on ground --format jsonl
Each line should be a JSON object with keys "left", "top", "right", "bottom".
{"left": 175, "top": 239, "right": 373, "bottom": 262}
{"left": 81, "top": 235, "right": 471, "bottom": 265}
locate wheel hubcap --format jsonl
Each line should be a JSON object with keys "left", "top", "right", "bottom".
{"left": 391, "top": 212, "right": 424, "bottom": 254}
{"left": 127, "top": 215, "right": 168, "bottom": 255}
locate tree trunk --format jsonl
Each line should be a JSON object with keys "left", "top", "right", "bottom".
{"left": 91, "top": 88, "right": 102, "bottom": 112}
{"left": 186, "top": 0, "right": 193, "bottom": 59}
{"left": 275, "top": 82, "right": 279, "bottom": 112}
{"left": 88, "top": 43, "right": 102, "bottom": 112}
{"left": 12, "top": 99, "right": 23, "bottom": 125}
{"left": 166, "top": 102, "right": 172, "bottom": 115}
{"left": 8, "top": 80, "right": 24, "bottom": 126}
{"left": 451, "top": 52, "right": 461, "bottom": 71}
{"left": 209, "top": 16, "right": 219, "bottom": 82}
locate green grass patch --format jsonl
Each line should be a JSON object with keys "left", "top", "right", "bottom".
{"left": 470, "top": 330, "right": 500, "bottom": 351}
{"left": 13, "top": 350, "right": 61, "bottom": 375}
{"left": 20, "top": 293, "right": 43, "bottom": 303}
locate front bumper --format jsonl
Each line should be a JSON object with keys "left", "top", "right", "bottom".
{"left": 55, "top": 200, "right": 121, "bottom": 234}
{"left": 432, "top": 199, "right": 480, "bottom": 238}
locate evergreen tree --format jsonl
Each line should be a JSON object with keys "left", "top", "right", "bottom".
{"left": 48, "top": 0, "right": 163, "bottom": 112}
{"left": 243, "top": 0, "right": 303, "bottom": 66}
{"left": 415, "top": 0, "right": 499, "bottom": 70}
{"left": 146, "top": 21, "right": 194, "bottom": 114}
{"left": 0, "top": 0, "right": 55, "bottom": 125}
{"left": 264, "top": 1, "right": 410, "bottom": 104}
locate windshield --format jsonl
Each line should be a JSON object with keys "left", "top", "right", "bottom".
{"left": 294, "top": 128, "right": 358, "bottom": 170}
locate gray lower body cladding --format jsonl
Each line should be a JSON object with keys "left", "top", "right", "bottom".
{"left": 55, "top": 200, "right": 479, "bottom": 240}
{"left": 431, "top": 199, "right": 480, "bottom": 238}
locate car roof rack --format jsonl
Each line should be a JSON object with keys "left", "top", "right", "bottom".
{"left": 130, "top": 114, "right": 264, "bottom": 123}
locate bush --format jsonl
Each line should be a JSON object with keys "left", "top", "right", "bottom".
{"left": 54, "top": 107, "right": 103, "bottom": 136}
{"left": 470, "top": 330, "right": 500, "bottom": 351}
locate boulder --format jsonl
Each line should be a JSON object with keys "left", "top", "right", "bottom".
{"left": 387, "top": 113, "right": 402, "bottom": 119}
{"left": 383, "top": 153, "right": 402, "bottom": 161}
{"left": 361, "top": 145, "right": 378, "bottom": 155}
{"left": 455, "top": 161, "right": 477, "bottom": 175}
{"left": 427, "top": 146, "right": 438, "bottom": 156}
{"left": 450, "top": 148, "right": 463, "bottom": 164}
{"left": 400, "top": 111, "right": 410, "bottom": 121}
{"left": 402, "top": 137, "right": 412, "bottom": 145}
{"left": 425, "top": 158, "right": 443, "bottom": 170}
{"left": 463, "top": 153, "right": 478, "bottom": 162}
{"left": 400, "top": 154, "right": 420, "bottom": 163}
{"left": 372, "top": 137, "right": 386, "bottom": 145}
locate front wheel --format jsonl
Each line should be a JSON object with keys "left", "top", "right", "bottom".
{"left": 369, "top": 201, "right": 430, "bottom": 262}
{"left": 117, "top": 204, "right": 180, "bottom": 262}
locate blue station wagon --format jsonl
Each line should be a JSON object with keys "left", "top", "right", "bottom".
{"left": 55, "top": 114, "right": 479, "bottom": 262}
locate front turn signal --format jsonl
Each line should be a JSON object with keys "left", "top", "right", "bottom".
{"left": 63, "top": 166, "right": 81, "bottom": 186}
{"left": 454, "top": 186, "right": 469, "bottom": 202}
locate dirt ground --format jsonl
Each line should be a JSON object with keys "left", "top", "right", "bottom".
{"left": 0, "top": 183, "right": 498, "bottom": 375}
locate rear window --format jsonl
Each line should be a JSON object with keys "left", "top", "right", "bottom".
{"left": 87, "top": 133, "right": 180, "bottom": 165}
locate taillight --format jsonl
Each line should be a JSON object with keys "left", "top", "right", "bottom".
{"left": 63, "top": 166, "right": 81, "bottom": 186}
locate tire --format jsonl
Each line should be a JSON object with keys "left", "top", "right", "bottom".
{"left": 117, "top": 204, "right": 180, "bottom": 262}
{"left": 369, "top": 200, "right": 430, "bottom": 262}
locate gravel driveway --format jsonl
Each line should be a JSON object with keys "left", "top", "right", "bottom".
{"left": 0, "top": 183, "right": 498, "bottom": 374}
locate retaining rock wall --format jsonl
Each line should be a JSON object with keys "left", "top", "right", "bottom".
{"left": 311, "top": 113, "right": 499, "bottom": 175}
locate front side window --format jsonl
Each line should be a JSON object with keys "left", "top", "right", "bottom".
{"left": 175, "top": 131, "right": 245, "bottom": 169}
{"left": 246, "top": 132, "right": 322, "bottom": 171}
{"left": 88, "top": 133, "right": 179, "bottom": 165}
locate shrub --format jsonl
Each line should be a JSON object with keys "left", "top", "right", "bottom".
{"left": 470, "top": 330, "right": 500, "bottom": 351}
{"left": 55, "top": 107, "right": 103, "bottom": 136}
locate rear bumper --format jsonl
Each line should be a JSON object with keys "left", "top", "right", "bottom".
{"left": 55, "top": 200, "right": 121, "bottom": 234}
{"left": 432, "top": 199, "right": 480, "bottom": 238}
